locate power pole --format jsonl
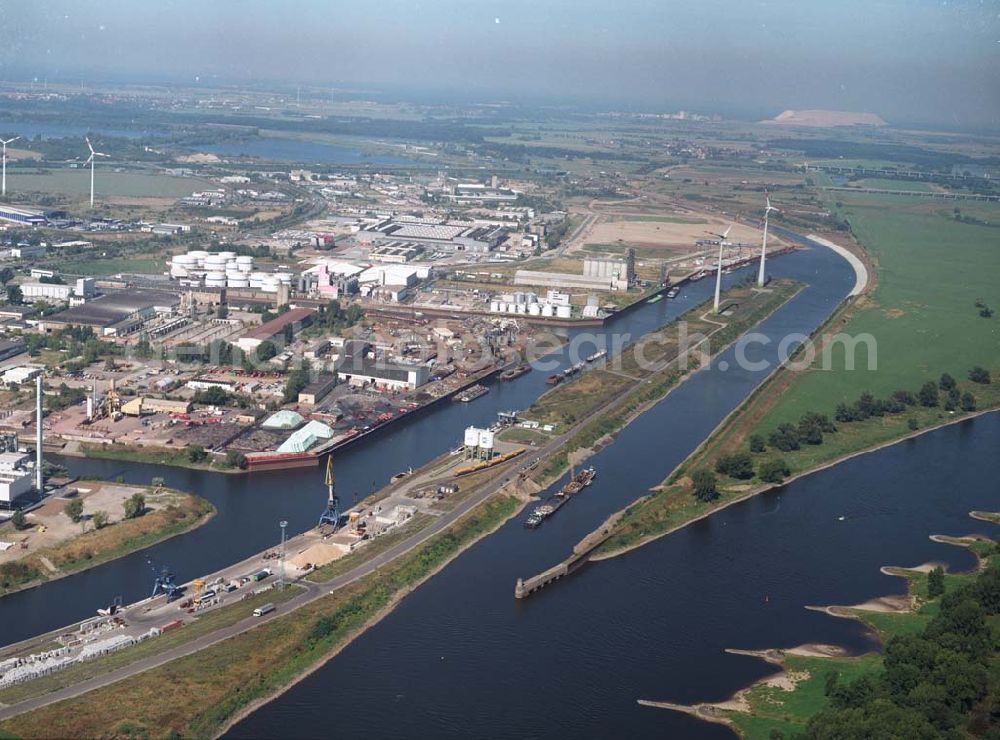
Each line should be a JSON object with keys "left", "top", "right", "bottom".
{"left": 278, "top": 519, "right": 288, "bottom": 589}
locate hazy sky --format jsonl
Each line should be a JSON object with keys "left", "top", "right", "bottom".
{"left": 1, "top": 0, "right": 998, "bottom": 128}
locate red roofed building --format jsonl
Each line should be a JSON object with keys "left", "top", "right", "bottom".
{"left": 237, "top": 307, "right": 315, "bottom": 351}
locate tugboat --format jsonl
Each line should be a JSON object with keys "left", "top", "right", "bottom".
{"left": 546, "top": 374, "right": 562, "bottom": 385}
{"left": 524, "top": 466, "right": 597, "bottom": 528}
{"left": 667, "top": 287, "right": 680, "bottom": 298}
{"left": 455, "top": 384, "right": 489, "bottom": 403}
{"left": 500, "top": 362, "right": 531, "bottom": 381}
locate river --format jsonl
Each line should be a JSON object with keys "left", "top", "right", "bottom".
{"left": 8, "top": 234, "right": 975, "bottom": 737}
{"left": 201, "top": 137, "right": 421, "bottom": 166}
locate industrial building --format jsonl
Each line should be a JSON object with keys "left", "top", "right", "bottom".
{"left": 369, "top": 242, "right": 425, "bottom": 263}
{"left": 513, "top": 250, "right": 635, "bottom": 293}
{"left": 36, "top": 289, "right": 180, "bottom": 336}
{"left": 0, "top": 450, "right": 34, "bottom": 507}
{"left": 358, "top": 218, "right": 507, "bottom": 253}
{"left": 335, "top": 341, "right": 429, "bottom": 390}
{"left": 236, "top": 307, "right": 315, "bottom": 352}
{"left": 20, "top": 278, "right": 96, "bottom": 305}
{"left": 0, "top": 205, "right": 46, "bottom": 226}
{"left": 0, "top": 338, "right": 26, "bottom": 363}
{"left": 297, "top": 374, "right": 338, "bottom": 405}
{"left": 444, "top": 183, "right": 519, "bottom": 204}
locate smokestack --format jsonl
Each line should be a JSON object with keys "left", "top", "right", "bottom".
{"left": 35, "top": 375, "right": 43, "bottom": 493}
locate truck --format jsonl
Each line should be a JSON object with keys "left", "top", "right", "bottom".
{"left": 253, "top": 603, "right": 275, "bottom": 617}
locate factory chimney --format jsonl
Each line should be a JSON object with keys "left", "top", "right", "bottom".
{"left": 35, "top": 375, "right": 43, "bottom": 493}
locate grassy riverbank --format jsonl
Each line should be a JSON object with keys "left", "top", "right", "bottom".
{"left": 593, "top": 194, "right": 1000, "bottom": 557}
{"left": 0, "top": 489, "right": 214, "bottom": 598}
{"left": 714, "top": 533, "right": 1000, "bottom": 739}
{"left": 78, "top": 443, "right": 245, "bottom": 473}
{"left": 0, "top": 494, "right": 520, "bottom": 738}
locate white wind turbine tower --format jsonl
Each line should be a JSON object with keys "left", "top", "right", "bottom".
{"left": 758, "top": 192, "right": 779, "bottom": 287}
{"left": 85, "top": 137, "right": 109, "bottom": 208}
{"left": 1, "top": 136, "right": 20, "bottom": 197}
{"left": 707, "top": 225, "right": 733, "bottom": 314}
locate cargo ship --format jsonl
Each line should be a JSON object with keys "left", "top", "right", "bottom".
{"left": 667, "top": 287, "right": 680, "bottom": 298}
{"left": 647, "top": 293, "right": 663, "bottom": 304}
{"left": 455, "top": 384, "right": 489, "bottom": 403}
{"left": 524, "top": 466, "right": 597, "bottom": 528}
{"left": 500, "top": 362, "right": 532, "bottom": 381}
{"left": 586, "top": 350, "right": 607, "bottom": 363}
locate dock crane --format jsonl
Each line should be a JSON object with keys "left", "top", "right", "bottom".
{"left": 148, "top": 559, "right": 182, "bottom": 601}
{"left": 318, "top": 456, "right": 340, "bottom": 528}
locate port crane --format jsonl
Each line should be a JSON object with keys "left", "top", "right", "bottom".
{"left": 318, "top": 456, "right": 340, "bottom": 527}
{"left": 148, "top": 559, "right": 182, "bottom": 601}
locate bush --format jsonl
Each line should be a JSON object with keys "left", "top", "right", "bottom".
{"left": 907, "top": 417, "right": 919, "bottom": 431}
{"left": 938, "top": 373, "right": 956, "bottom": 392}
{"left": 748, "top": 434, "right": 766, "bottom": 454}
{"left": 92, "top": 510, "right": 110, "bottom": 530}
{"left": 893, "top": 389, "right": 916, "bottom": 406}
{"left": 968, "top": 366, "right": 991, "bottom": 385}
{"left": 918, "top": 381, "right": 939, "bottom": 407}
{"left": 63, "top": 498, "right": 84, "bottom": 523}
{"left": 187, "top": 445, "right": 208, "bottom": 463}
{"left": 11, "top": 509, "right": 27, "bottom": 530}
{"left": 715, "top": 452, "right": 754, "bottom": 480}
{"left": 835, "top": 402, "right": 858, "bottom": 423}
{"left": 759, "top": 458, "right": 791, "bottom": 483}
{"left": 768, "top": 423, "right": 800, "bottom": 452}
{"left": 691, "top": 469, "right": 719, "bottom": 502}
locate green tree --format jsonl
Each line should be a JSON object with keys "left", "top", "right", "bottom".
{"left": 187, "top": 445, "right": 208, "bottom": 464}
{"left": 92, "top": 510, "right": 110, "bottom": 530}
{"left": 960, "top": 392, "right": 976, "bottom": 412}
{"left": 123, "top": 492, "right": 146, "bottom": 519}
{"left": 759, "top": 458, "right": 791, "bottom": 484}
{"left": 225, "top": 449, "right": 248, "bottom": 469}
{"left": 938, "top": 373, "right": 956, "bottom": 392}
{"left": 63, "top": 498, "right": 84, "bottom": 523}
{"left": 5, "top": 284, "right": 23, "bottom": 305}
{"left": 748, "top": 434, "right": 766, "bottom": 454}
{"left": 255, "top": 340, "right": 278, "bottom": 363}
{"left": 768, "top": 423, "right": 800, "bottom": 452}
{"left": 715, "top": 452, "right": 754, "bottom": 479}
{"left": 691, "top": 469, "right": 718, "bottom": 502}
{"left": 927, "top": 566, "right": 945, "bottom": 598}
{"left": 11, "top": 509, "right": 27, "bottom": 530}
{"left": 0, "top": 267, "right": 14, "bottom": 284}
{"left": 918, "top": 381, "right": 939, "bottom": 407}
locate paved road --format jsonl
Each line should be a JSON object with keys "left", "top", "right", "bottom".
{"left": 0, "top": 300, "right": 727, "bottom": 721}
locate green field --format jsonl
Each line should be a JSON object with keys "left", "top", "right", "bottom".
{"left": 58, "top": 256, "right": 169, "bottom": 276}
{"left": 853, "top": 178, "right": 934, "bottom": 192}
{"left": 5, "top": 169, "right": 213, "bottom": 197}
{"left": 760, "top": 195, "right": 1000, "bottom": 430}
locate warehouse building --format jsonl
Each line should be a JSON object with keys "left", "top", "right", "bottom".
{"left": 358, "top": 218, "right": 506, "bottom": 253}
{"left": 0, "top": 206, "right": 46, "bottom": 227}
{"left": 334, "top": 341, "right": 429, "bottom": 390}
{"left": 36, "top": 289, "right": 180, "bottom": 335}
{"left": 236, "top": 307, "right": 315, "bottom": 352}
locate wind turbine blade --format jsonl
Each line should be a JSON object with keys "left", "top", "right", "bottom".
{"left": 722, "top": 225, "right": 732, "bottom": 239}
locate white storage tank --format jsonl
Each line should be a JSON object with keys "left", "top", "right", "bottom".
{"left": 235, "top": 256, "right": 254, "bottom": 271}
{"left": 556, "top": 304, "right": 572, "bottom": 319}
{"left": 227, "top": 276, "right": 249, "bottom": 288}
{"left": 464, "top": 427, "right": 480, "bottom": 448}
{"left": 477, "top": 429, "right": 495, "bottom": 450}
{"left": 217, "top": 251, "right": 237, "bottom": 261}
{"left": 205, "top": 271, "right": 227, "bottom": 288}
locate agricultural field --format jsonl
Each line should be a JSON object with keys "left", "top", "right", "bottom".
{"left": 758, "top": 193, "right": 1000, "bottom": 430}
{"left": 57, "top": 256, "right": 170, "bottom": 276}
{"left": 4, "top": 169, "right": 214, "bottom": 198}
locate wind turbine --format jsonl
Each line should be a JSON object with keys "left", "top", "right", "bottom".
{"left": 0, "top": 136, "right": 19, "bottom": 197}
{"left": 85, "top": 137, "right": 109, "bottom": 208}
{"left": 707, "top": 225, "right": 732, "bottom": 314}
{"left": 758, "top": 193, "right": 779, "bottom": 287}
